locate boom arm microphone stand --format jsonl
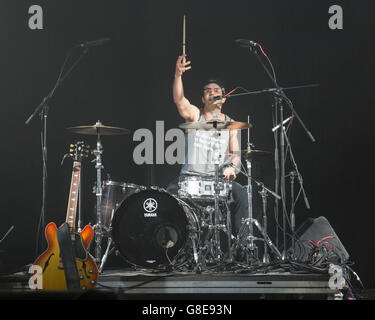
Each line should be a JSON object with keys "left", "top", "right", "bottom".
{"left": 233, "top": 40, "right": 316, "bottom": 260}
{"left": 25, "top": 45, "right": 89, "bottom": 258}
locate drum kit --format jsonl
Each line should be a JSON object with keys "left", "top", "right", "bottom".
{"left": 67, "top": 118, "right": 282, "bottom": 274}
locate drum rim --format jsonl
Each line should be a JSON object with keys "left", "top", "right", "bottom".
{"left": 103, "top": 180, "right": 144, "bottom": 188}
{"left": 179, "top": 175, "right": 232, "bottom": 183}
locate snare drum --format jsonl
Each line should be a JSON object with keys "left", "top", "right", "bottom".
{"left": 99, "top": 181, "right": 146, "bottom": 229}
{"left": 178, "top": 175, "right": 232, "bottom": 202}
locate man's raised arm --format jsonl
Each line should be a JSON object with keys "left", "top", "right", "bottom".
{"left": 173, "top": 55, "right": 199, "bottom": 122}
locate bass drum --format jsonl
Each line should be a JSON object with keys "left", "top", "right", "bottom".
{"left": 100, "top": 181, "right": 146, "bottom": 230}
{"left": 111, "top": 188, "right": 199, "bottom": 269}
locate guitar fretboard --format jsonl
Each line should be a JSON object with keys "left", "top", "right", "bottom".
{"left": 65, "top": 161, "right": 81, "bottom": 232}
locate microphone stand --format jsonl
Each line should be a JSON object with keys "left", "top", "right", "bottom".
{"left": 234, "top": 45, "right": 316, "bottom": 261}
{"left": 282, "top": 127, "right": 311, "bottom": 260}
{"left": 25, "top": 45, "right": 89, "bottom": 258}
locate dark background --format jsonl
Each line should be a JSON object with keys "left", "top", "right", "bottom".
{"left": 0, "top": 0, "right": 374, "bottom": 289}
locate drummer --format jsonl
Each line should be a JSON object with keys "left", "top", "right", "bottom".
{"left": 168, "top": 54, "right": 248, "bottom": 237}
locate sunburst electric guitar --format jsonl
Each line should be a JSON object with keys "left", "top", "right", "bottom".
{"left": 32, "top": 142, "right": 98, "bottom": 291}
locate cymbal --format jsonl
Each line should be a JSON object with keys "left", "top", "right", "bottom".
{"left": 179, "top": 120, "right": 252, "bottom": 131}
{"left": 240, "top": 149, "right": 272, "bottom": 159}
{"left": 67, "top": 122, "right": 130, "bottom": 136}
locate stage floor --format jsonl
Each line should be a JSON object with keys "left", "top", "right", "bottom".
{"left": 0, "top": 266, "right": 344, "bottom": 300}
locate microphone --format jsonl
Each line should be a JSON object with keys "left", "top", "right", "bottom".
{"left": 78, "top": 38, "right": 111, "bottom": 48}
{"left": 235, "top": 39, "right": 259, "bottom": 48}
{"left": 209, "top": 95, "right": 225, "bottom": 102}
{"left": 271, "top": 116, "right": 294, "bottom": 132}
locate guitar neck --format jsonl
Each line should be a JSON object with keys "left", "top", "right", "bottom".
{"left": 65, "top": 161, "right": 81, "bottom": 232}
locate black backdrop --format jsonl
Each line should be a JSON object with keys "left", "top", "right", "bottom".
{"left": 0, "top": 0, "right": 374, "bottom": 289}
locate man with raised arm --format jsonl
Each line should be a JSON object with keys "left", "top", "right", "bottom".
{"left": 169, "top": 54, "right": 248, "bottom": 238}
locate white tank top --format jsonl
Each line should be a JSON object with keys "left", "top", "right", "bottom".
{"left": 180, "top": 110, "right": 233, "bottom": 176}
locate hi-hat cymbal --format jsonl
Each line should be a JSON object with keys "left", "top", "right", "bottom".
{"left": 240, "top": 149, "right": 272, "bottom": 159}
{"left": 179, "top": 120, "right": 252, "bottom": 131}
{"left": 67, "top": 121, "right": 130, "bottom": 136}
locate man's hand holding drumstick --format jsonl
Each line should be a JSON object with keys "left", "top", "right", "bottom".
{"left": 175, "top": 54, "right": 191, "bottom": 78}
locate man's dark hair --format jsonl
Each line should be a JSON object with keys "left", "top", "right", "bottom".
{"left": 202, "top": 79, "right": 226, "bottom": 95}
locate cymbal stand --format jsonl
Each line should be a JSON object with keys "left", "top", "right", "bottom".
{"left": 92, "top": 122, "right": 104, "bottom": 266}
{"left": 212, "top": 120, "right": 224, "bottom": 263}
{"left": 241, "top": 115, "right": 259, "bottom": 262}
{"left": 240, "top": 172, "right": 282, "bottom": 261}
{"left": 243, "top": 151, "right": 258, "bottom": 262}
{"left": 258, "top": 183, "right": 271, "bottom": 263}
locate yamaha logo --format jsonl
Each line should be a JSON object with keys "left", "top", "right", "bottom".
{"left": 143, "top": 198, "right": 158, "bottom": 217}
{"left": 143, "top": 198, "right": 158, "bottom": 212}
{"left": 144, "top": 212, "right": 157, "bottom": 217}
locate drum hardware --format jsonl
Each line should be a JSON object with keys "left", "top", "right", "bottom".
{"left": 179, "top": 120, "right": 252, "bottom": 131}
{"left": 66, "top": 121, "right": 131, "bottom": 266}
{"left": 211, "top": 118, "right": 228, "bottom": 264}
{"left": 178, "top": 116, "right": 243, "bottom": 267}
{"left": 99, "top": 237, "right": 115, "bottom": 273}
{"left": 93, "top": 126, "right": 104, "bottom": 266}
{"left": 241, "top": 149, "right": 272, "bottom": 159}
{"left": 233, "top": 114, "right": 280, "bottom": 264}
{"left": 93, "top": 180, "right": 146, "bottom": 272}
{"left": 237, "top": 161, "right": 282, "bottom": 263}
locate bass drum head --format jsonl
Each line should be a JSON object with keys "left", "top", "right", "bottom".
{"left": 111, "top": 189, "right": 190, "bottom": 269}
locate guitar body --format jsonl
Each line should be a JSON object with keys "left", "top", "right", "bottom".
{"left": 33, "top": 222, "right": 98, "bottom": 291}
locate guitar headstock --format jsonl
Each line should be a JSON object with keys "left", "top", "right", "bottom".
{"left": 69, "top": 141, "right": 90, "bottom": 162}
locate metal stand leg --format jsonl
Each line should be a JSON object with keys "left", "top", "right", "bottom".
{"left": 213, "top": 163, "right": 222, "bottom": 262}
{"left": 237, "top": 166, "right": 282, "bottom": 264}
{"left": 99, "top": 237, "right": 113, "bottom": 273}
{"left": 92, "top": 121, "right": 104, "bottom": 265}
{"left": 259, "top": 186, "right": 270, "bottom": 264}
{"left": 290, "top": 172, "right": 296, "bottom": 261}
{"left": 252, "top": 218, "right": 282, "bottom": 260}
{"left": 243, "top": 157, "right": 259, "bottom": 262}
{"left": 225, "top": 203, "right": 233, "bottom": 263}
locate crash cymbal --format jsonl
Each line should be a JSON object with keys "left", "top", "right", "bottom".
{"left": 179, "top": 120, "right": 252, "bottom": 131}
{"left": 67, "top": 121, "right": 130, "bottom": 136}
{"left": 240, "top": 149, "right": 272, "bottom": 159}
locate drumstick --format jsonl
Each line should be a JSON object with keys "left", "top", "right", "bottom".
{"left": 182, "top": 15, "right": 186, "bottom": 63}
